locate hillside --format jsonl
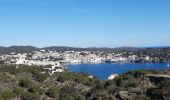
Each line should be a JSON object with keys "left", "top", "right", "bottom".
{"left": 0, "top": 46, "right": 142, "bottom": 54}
{"left": 0, "top": 64, "right": 170, "bottom": 100}
{"left": 0, "top": 46, "right": 38, "bottom": 54}
{"left": 0, "top": 45, "right": 170, "bottom": 56}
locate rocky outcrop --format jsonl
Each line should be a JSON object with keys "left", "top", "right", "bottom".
{"left": 117, "top": 91, "right": 130, "bottom": 100}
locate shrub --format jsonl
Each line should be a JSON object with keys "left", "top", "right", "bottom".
{"left": 32, "top": 71, "right": 47, "bottom": 83}
{"left": 0, "top": 95, "right": 3, "bottom": 100}
{"left": 93, "top": 91, "right": 110, "bottom": 100}
{"left": 94, "top": 80, "right": 105, "bottom": 90}
{"left": 76, "top": 95, "right": 86, "bottom": 100}
{"left": 57, "top": 74, "right": 70, "bottom": 82}
{"left": 1, "top": 65, "right": 20, "bottom": 75}
{"left": 28, "top": 85, "right": 44, "bottom": 95}
{"left": 146, "top": 88, "right": 165, "bottom": 99}
{"left": 46, "top": 85, "right": 60, "bottom": 98}
{"left": 123, "top": 79, "right": 140, "bottom": 88}
{"left": 128, "top": 70, "right": 161, "bottom": 78}
{"left": 1, "top": 90, "right": 16, "bottom": 99}
{"left": 160, "top": 80, "right": 170, "bottom": 89}
{"left": 0, "top": 60, "right": 4, "bottom": 64}
{"left": 13, "top": 88, "right": 25, "bottom": 97}
{"left": 59, "top": 85, "right": 77, "bottom": 99}
{"left": 105, "top": 80, "right": 116, "bottom": 94}
{"left": 19, "top": 78, "right": 33, "bottom": 88}
{"left": 105, "top": 80, "right": 116, "bottom": 87}
{"left": 21, "top": 92, "right": 40, "bottom": 100}
{"left": 116, "top": 77, "right": 140, "bottom": 88}
{"left": 64, "top": 95, "right": 76, "bottom": 100}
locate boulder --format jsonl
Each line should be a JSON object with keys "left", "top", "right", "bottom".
{"left": 117, "top": 91, "right": 129, "bottom": 100}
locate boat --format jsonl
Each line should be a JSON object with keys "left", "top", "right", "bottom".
{"left": 167, "top": 64, "right": 170, "bottom": 67}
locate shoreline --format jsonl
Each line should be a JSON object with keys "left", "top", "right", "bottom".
{"left": 64, "top": 62, "right": 170, "bottom": 66}
{"left": 65, "top": 63, "right": 170, "bottom": 80}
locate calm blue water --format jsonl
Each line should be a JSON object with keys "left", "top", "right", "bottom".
{"left": 67, "top": 63, "right": 169, "bottom": 80}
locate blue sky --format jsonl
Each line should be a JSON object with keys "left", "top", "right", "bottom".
{"left": 0, "top": 0, "right": 170, "bottom": 47}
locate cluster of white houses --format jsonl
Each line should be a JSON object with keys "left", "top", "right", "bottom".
{"left": 0, "top": 50, "right": 151, "bottom": 75}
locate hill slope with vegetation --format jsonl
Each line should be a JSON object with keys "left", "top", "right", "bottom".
{"left": 0, "top": 64, "right": 170, "bottom": 100}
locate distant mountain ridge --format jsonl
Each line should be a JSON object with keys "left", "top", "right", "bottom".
{"left": 43, "top": 46, "right": 145, "bottom": 52}
{"left": 0, "top": 45, "right": 169, "bottom": 54}
{"left": 0, "top": 46, "right": 38, "bottom": 54}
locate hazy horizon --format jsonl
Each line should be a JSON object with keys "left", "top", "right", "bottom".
{"left": 0, "top": 0, "right": 170, "bottom": 47}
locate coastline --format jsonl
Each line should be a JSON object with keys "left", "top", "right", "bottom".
{"left": 66, "top": 63, "right": 170, "bottom": 80}
{"left": 64, "top": 62, "right": 170, "bottom": 66}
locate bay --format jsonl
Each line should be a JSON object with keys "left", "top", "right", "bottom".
{"left": 67, "top": 63, "right": 169, "bottom": 80}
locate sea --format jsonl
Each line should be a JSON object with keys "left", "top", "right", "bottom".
{"left": 66, "top": 63, "right": 169, "bottom": 80}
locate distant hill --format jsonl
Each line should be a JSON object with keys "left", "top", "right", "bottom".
{"left": 0, "top": 46, "right": 7, "bottom": 54}
{"left": 42, "top": 46, "right": 82, "bottom": 51}
{"left": 43, "top": 46, "right": 112, "bottom": 51}
{"left": 0, "top": 45, "right": 169, "bottom": 54}
{"left": 113, "top": 47, "right": 144, "bottom": 51}
{"left": 43, "top": 46, "right": 143, "bottom": 52}
{"left": 0, "top": 46, "right": 39, "bottom": 54}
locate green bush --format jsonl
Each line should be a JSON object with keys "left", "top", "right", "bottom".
{"left": 46, "top": 85, "right": 60, "bottom": 98}
{"left": 146, "top": 88, "right": 165, "bottom": 99}
{"left": 76, "top": 95, "right": 86, "bottom": 100}
{"left": 105, "top": 80, "right": 116, "bottom": 87}
{"left": 116, "top": 77, "right": 140, "bottom": 88}
{"left": 94, "top": 80, "right": 105, "bottom": 90}
{"left": 32, "top": 71, "right": 47, "bottom": 83}
{"left": 0, "top": 65, "right": 20, "bottom": 75}
{"left": 13, "top": 88, "right": 25, "bottom": 97}
{"left": 127, "top": 70, "right": 161, "bottom": 78}
{"left": 64, "top": 95, "right": 76, "bottom": 100}
{"left": 21, "top": 92, "right": 40, "bottom": 100}
{"left": 19, "top": 78, "right": 33, "bottom": 88}
{"left": 105, "top": 80, "right": 116, "bottom": 94}
{"left": 123, "top": 79, "right": 140, "bottom": 88}
{"left": 1, "top": 90, "right": 16, "bottom": 99}
{"left": 28, "top": 85, "right": 44, "bottom": 95}
{"left": 59, "top": 85, "right": 77, "bottom": 99}
{"left": 160, "top": 80, "right": 170, "bottom": 89}
{"left": 0, "top": 95, "right": 3, "bottom": 100}
{"left": 93, "top": 91, "right": 110, "bottom": 100}
{"left": 57, "top": 75, "right": 69, "bottom": 82}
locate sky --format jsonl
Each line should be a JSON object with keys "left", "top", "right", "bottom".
{"left": 0, "top": 0, "right": 170, "bottom": 48}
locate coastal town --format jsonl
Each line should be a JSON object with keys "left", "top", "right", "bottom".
{"left": 0, "top": 50, "right": 152, "bottom": 65}
{"left": 0, "top": 49, "right": 153, "bottom": 75}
